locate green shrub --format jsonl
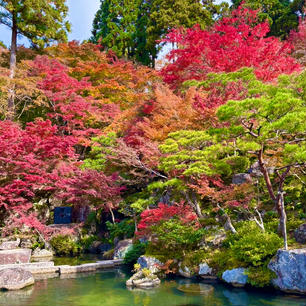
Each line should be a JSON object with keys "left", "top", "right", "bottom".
{"left": 50, "top": 235, "right": 80, "bottom": 256}
{"left": 208, "top": 222, "right": 282, "bottom": 279}
{"left": 153, "top": 219, "right": 206, "bottom": 252}
{"left": 123, "top": 242, "right": 146, "bottom": 266}
{"left": 208, "top": 248, "right": 245, "bottom": 276}
{"left": 246, "top": 266, "right": 276, "bottom": 288}
{"left": 230, "top": 225, "right": 282, "bottom": 267}
{"left": 79, "top": 235, "right": 98, "bottom": 251}
{"left": 103, "top": 248, "right": 114, "bottom": 260}
{"left": 106, "top": 219, "right": 135, "bottom": 244}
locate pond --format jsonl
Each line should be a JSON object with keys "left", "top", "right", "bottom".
{"left": 0, "top": 268, "right": 305, "bottom": 306}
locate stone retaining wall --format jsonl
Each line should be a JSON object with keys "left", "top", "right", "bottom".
{"left": 0, "top": 259, "right": 123, "bottom": 276}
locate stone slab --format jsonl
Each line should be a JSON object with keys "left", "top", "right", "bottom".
{"left": 0, "top": 268, "right": 34, "bottom": 290}
{"left": 0, "top": 249, "right": 31, "bottom": 265}
{"left": 0, "top": 261, "right": 58, "bottom": 274}
{"left": 59, "top": 260, "right": 123, "bottom": 274}
{"left": 0, "top": 240, "right": 20, "bottom": 250}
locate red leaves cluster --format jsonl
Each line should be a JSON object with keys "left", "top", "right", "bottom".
{"left": 56, "top": 169, "right": 123, "bottom": 213}
{"left": 189, "top": 175, "right": 255, "bottom": 210}
{"left": 136, "top": 203, "right": 198, "bottom": 237}
{"left": 0, "top": 120, "right": 77, "bottom": 232}
{"left": 162, "top": 5, "right": 300, "bottom": 89}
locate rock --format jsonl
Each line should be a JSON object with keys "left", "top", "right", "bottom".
{"left": 177, "top": 283, "right": 214, "bottom": 295}
{"left": 268, "top": 248, "right": 306, "bottom": 294}
{"left": 88, "top": 241, "right": 102, "bottom": 254}
{"left": 0, "top": 249, "right": 31, "bottom": 265}
{"left": 232, "top": 173, "right": 252, "bottom": 185}
{"left": 178, "top": 263, "right": 194, "bottom": 278}
{"left": 98, "top": 243, "right": 112, "bottom": 254}
{"left": 294, "top": 224, "right": 306, "bottom": 244}
{"left": 0, "top": 268, "right": 34, "bottom": 290}
{"left": 248, "top": 161, "right": 274, "bottom": 177}
{"left": 198, "top": 263, "right": 216, "bottom": 280}
{"left": 0, "top": 239, "right": 20, "bottom": 250}
{"left": 113, "top": 239, "right": 133, "bottom": 259}
{"left": 222, "top": 268, "right": 248, "bottom": 287}
{"left": 0, "top": 261, "right": 58, "bottom": 274}
{"left": 126, "top": 270, "right": 161, "bottom": 289}
{"left": 137, "top": 256, "right": 162, "bottom": 274}
{"left": 205, "top": 229, "right": 226, "bottom": 247}
{"left": 88, "top": 242, "right": 112, "bottom": 254}
{"left": 20, "top": 238, "right": 33, "bottom": 249}
{"left": 31, "top": 248, "right": 53, "bottom": 262}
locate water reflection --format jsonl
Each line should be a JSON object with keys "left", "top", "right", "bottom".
{"left": 0, "top": 268, "right": 304, "bottom": 306}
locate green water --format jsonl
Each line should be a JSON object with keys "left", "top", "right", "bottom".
{"left": 0, "top": 268, "right": 305, "bottom": 306}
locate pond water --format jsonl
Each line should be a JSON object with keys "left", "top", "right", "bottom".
{"left": 0, "top": 268, "right": 305, "bottom": 306}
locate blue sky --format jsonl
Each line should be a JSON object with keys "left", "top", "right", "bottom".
{"left": 0, "top": 0, "right": 100, "bottom": 47}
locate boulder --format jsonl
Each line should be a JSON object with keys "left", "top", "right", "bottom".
{"left": 232, "top": 173, "right": 252, "bottom": 185}
{"left": 222, "top": 268, "right": 248, "bottom": 287}
{"left": 126, "top": 270, "right": 161, "bottom": 289}
{"left": 0, "top": 268, "right": 34, "bottom": 290}
{"left": 113, "top": 239, "right": 133, "bottom": 259}
{"left": 0, "top": 249, "right": 31, "bottom": 265}
{"left": 248, "top": 161, "right": 274, "bottom": 177}
{"left": 88, "top": 241, "right": 102, "bottom": 254}
{"left": 137, "top": 256, "right": 162, "bottom": 274}
{"left": 268, "top": 248, "right": 306, "bottom": 294}
{"left": 178, "top": 263, "right": 195, "bottom": 278}
{"left": 31, "top": 248, "right": 53, "bottom": 262}
{"left": 88, "top": 242, "right": 112, "bottom": 254}
{"left": 20, "top": 238, "right": 33, "bottom": 249}
{"left": 198, "top": 263, "right": 216, "bottom": 280}
{"left": 294, "top": 224, "right": 306, "bottom": 244}
{"left": 0, "top": 239, "right": 20, "bottom": 250}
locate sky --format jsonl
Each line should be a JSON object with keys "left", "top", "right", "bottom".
{"left": 0, "top": 0, "right": 100, "bottom": 47}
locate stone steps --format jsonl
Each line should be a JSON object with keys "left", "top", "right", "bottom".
{"left": 0, "top": 261, "right": 58, "bottom": 274}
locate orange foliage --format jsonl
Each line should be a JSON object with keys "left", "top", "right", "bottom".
{"left": 136, "top": 86, "right": 208, "bottom": 142}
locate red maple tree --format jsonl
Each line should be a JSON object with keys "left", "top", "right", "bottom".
{"left": 161, "top": 5, "right": 300, "bottom": 89}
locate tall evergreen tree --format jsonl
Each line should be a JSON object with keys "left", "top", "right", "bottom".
{"left": 91, "top": 0, "right": 227, "bottom": 67}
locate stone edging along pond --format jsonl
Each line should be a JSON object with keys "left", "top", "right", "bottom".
{"left": 0, "top": 259, "right": 124, "bottom": 276}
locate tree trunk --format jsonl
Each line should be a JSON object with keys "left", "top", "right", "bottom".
{"left": 278, "top": 191, "right": 288, "bottom": 250}
{"left": 7, "top": 11, "right": 17, "bottom": 119}
{"left": 185, "top": 192, "right": 203, "bottom": 219}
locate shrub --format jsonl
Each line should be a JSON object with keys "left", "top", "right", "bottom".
{"left": 106, "top": 219, "right": 135, "bottom": 244}
{"left": 79, "top": 235, "right": 98, "bottom": 251}
{"left": 230, "top": 226, "right": 282, "bottom": 267}
{"left": 50, "top": 234, "right": 80, "bottom": 256}
{"left": 246, "top": 266, "right": 276, "bottom": 288}
{"left": 153, "top": 219, "right": 206, "bottom": 252}
{"left": 208, "top": 222, "right": 282, "bottom": 281}
{"left": 123, "top": 242, "right": 146, "bottom": 266}
{"left": 103, "top": 248, "right": 114, "bottom": 260}
{"left": 145, "top": 219, "right": 206, "bottom": 262}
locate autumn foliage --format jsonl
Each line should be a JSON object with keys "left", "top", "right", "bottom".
{"left": 136, "top": 203, "right": 198, "bottom": 237}
{"left": 161, "top": 5, "right": 300, "bottom": 89}
{"left": 0, "top": 120, "right": 77, "bottom": 232}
